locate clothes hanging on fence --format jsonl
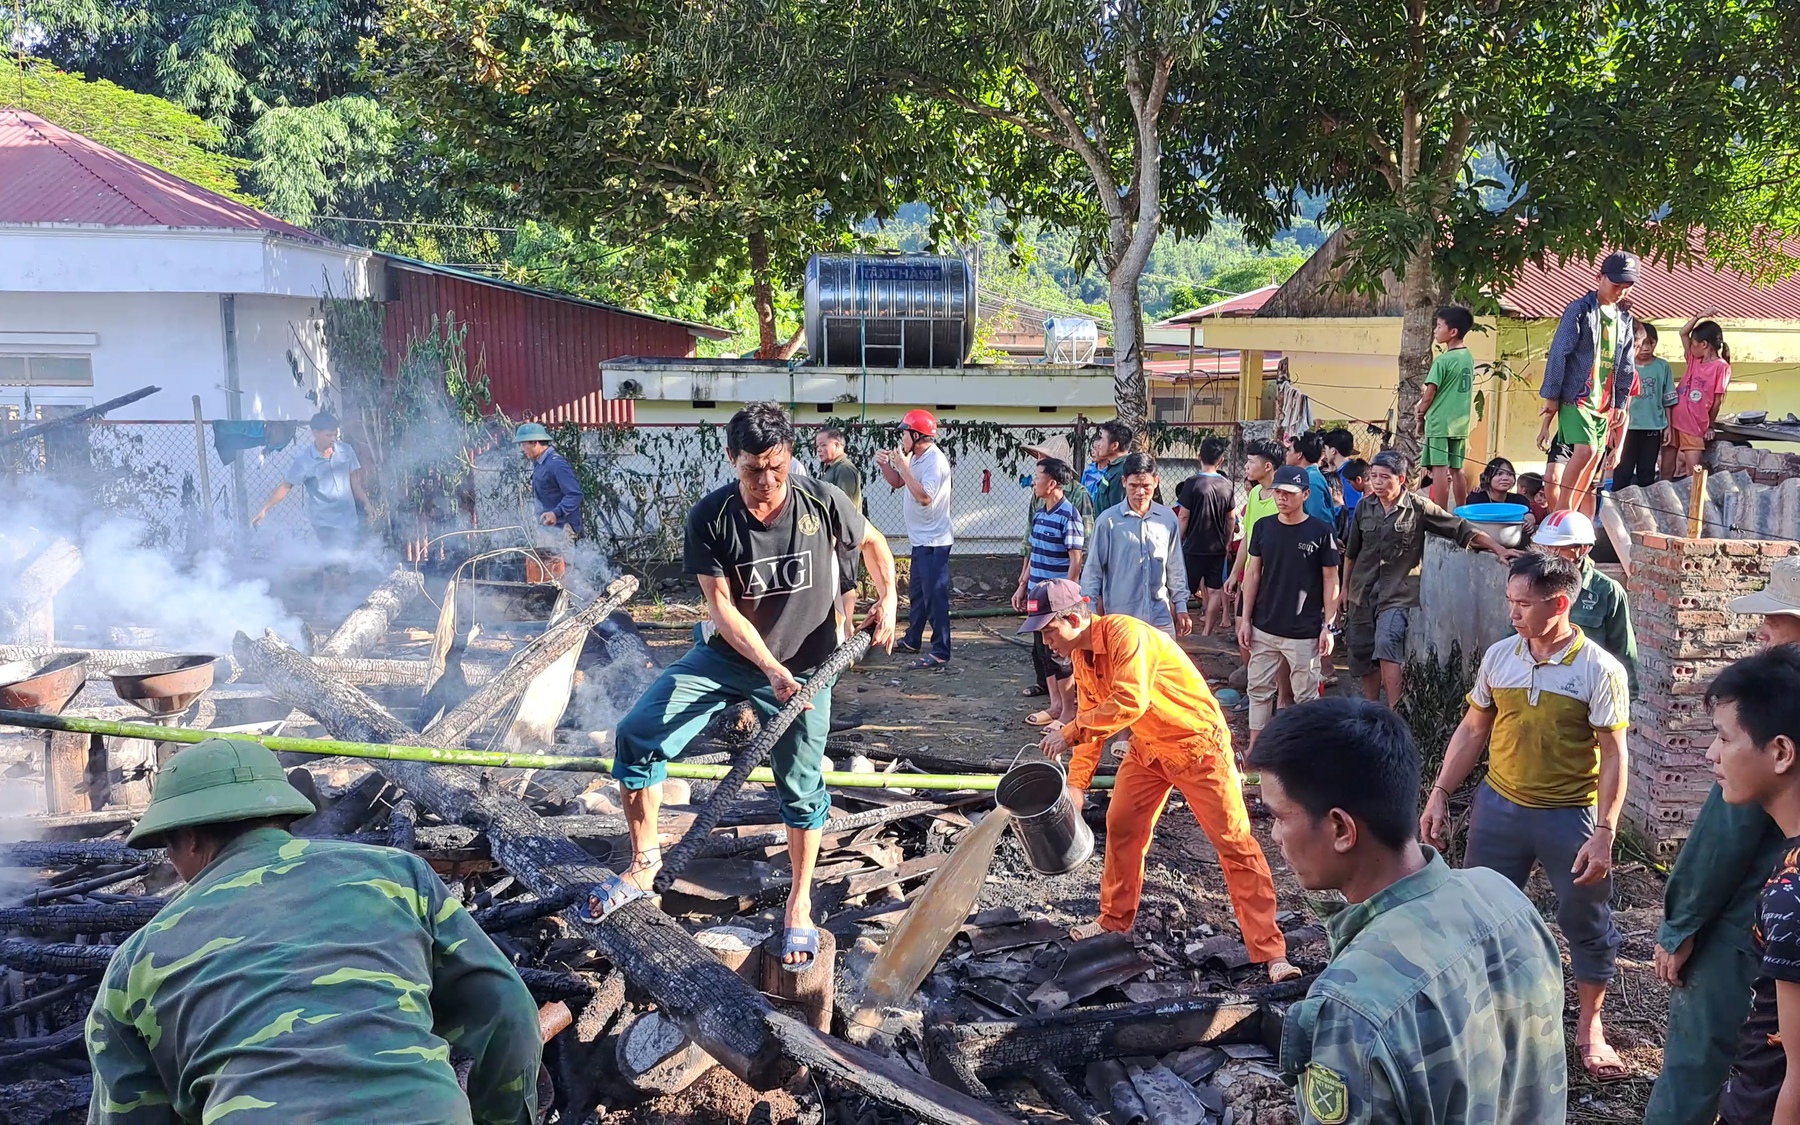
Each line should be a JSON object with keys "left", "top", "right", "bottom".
{"left": 211, "top": 420, "right": 300, "bottom": 464}
{"left": 1275, "top": 377, "right": 1314, "bottom": 440}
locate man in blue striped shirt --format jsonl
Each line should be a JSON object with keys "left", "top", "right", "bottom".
{"left": 1015, "top": 457, "right": 1086, "bottom": 729}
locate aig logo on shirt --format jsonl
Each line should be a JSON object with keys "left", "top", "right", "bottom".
{"left": 740, "top": 551, "right": 814, "bottom": 597}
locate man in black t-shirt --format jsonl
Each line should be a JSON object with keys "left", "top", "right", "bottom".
{"left": 600, "top": 403, "right": 897, "bottom": 971}
{"left": 1706, "top": 647, "right": 1800, "bottom": 1124}
{"left": 1175, "top": 436, "right": 1236, "bottom": 637}
{"left": 1237, "top": 466, "right": 1340, "bottom": 752}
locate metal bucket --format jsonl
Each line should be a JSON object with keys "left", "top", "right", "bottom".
{"left": 995, "top": 758, "right": 1094, "bottom": 876}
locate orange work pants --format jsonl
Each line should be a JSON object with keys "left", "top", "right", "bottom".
{"left": 1098, "top": 744, "right": 1287, "bottom": 963}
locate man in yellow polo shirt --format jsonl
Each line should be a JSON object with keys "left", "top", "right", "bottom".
{"left": 1420, "top": 551, "right": 1632, "bottom": 1085}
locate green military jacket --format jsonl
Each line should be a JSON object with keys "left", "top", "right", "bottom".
{"left": 1343, "top": 491, "right": 1477, "bottom": 613}
{"left": 1659, "top": 783, "right": 1788, "bottom": 957}
{"left": 818, "top": 455, "right": 863, "bottom": 512}
{"left": 86, "top": 828, "right": 541, "bottom": 1125}
{"left": 1280, "top": 849, "right": 1567, "bottom": 1124}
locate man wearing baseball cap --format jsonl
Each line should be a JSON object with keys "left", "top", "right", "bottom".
{"left": 1645, "top": 557, "right": 1800, "bottom": 1123}
{"left": 1538, "top": 251, "right": 1640, "bottom": 519}
{"left": 86, "top": 739, "right": 541, "bottom": 1124}
{"left": 514, "top": 421, "right": 585, "bottom": 540}
{"left": 1027, "top": 578, "right": 1299, "bottom": 982}
{"left": 1531, "top": 509, "right": 1638, "bottom": 695}
{"left": 877, "top": 409, "right": 954, "bottom": 667}
{"left": 1239, "top": 465, "right": 1341, "bottom": 752}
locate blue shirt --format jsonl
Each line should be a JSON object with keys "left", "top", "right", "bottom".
{"left": 1304, "top": 464, "right": 1337, "bottom": 526}
{"left": 1338, "top": 465, "right": 1362, "bottom": 516}
{"left": 531, "top": 447, "right": 585, "bottom": 534}
{"left": 1028, "top": 497, "right": 1085, "bottom": 583}
{"left": 284, "top": 441, "right": 361, "bottom": 530}
{"left": 1080, "top": 502, "right": 1188, "bottom": 632}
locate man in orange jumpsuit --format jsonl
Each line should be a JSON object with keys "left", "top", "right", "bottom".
{"left": 1027, "top": 578, "right": 1300, "bottom": 983}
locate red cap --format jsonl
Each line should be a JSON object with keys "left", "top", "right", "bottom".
{"left": 901, "top": 409, "right": 939, "bottom": 438}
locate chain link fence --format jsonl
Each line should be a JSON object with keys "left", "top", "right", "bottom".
{"left": 8, "top": 417, "right": 1367, "bottom": 570}
{"left": 469, "top": 421, "right": 1246, "bottom": 571}
{"left": 1, "top": 419, "right": 317, "bottom": 554}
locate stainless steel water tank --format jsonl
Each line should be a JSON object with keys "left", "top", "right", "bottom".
{"left": 803, "top": 254, "right": 976, "bottom": 368}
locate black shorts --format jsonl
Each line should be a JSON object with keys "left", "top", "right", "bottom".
{"left": 1546, "top": 437, "right": 1573, "bottom": 465}
{"left": 1032, "top": 632, "right": 1073, "bottom": 682}
{"left": 1186, "top": 552, "right": 1229, "bottom": 592}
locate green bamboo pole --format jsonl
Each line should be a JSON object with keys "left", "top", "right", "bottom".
{"left": 0, "top": 708, "right": 1115, "bottom": 791}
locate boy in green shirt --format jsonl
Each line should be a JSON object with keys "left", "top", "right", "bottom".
{"left": 1416, "top": 306, "right": 1475, "bottom": 509}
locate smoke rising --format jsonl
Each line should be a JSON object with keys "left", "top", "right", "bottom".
{"left": 2, "top": 477, "right": 305, "bottom": 653}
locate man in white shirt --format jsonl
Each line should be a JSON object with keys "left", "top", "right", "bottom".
{"left": 877, "top": 409, "right": 954, "bottom": 667}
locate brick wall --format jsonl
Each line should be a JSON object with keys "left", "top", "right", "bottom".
{"left": 1625, "top": 534, "right": 1800, "bottom": 856}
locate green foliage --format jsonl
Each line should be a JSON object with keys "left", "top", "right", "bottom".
{"left": 376, "top": 0, "right": 891, "bottom": 357}
{"left": 245, "top": 97, "right": 403, "bottom": 225}
{"left": 680, "top": 0, "right": 1231, "bottom": 427}
{"left": 0, "top": 56, "right": 250, "bottom": 200}
{"left": 36, "top": 0, "right": 382, "bottom": 131}
{"left": 1400, "top": 643, "right": 1483, "bottom": 863}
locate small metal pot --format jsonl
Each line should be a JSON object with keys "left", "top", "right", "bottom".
{"left": 995, "top": 758, "right": 1094, "bottom": 876}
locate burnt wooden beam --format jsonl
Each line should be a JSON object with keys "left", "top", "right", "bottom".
{"left": 235, "top": 615, "right": 794, "bottom": 1090}
{"left": 317, "top": 568, "right": 426, "bottom": 658}
{"left": 423, "top": 577, "right": 639, "bottom": 747}
{"left": 0, "top": 899, "right": 167, "bottom": 934}
{"left": 764, "top": 1012, "right": 1017, "bottom": 1125}
{"left": 943, "top": 994, "right": 1265, "bottom": 1078}
{"left": 0, "top": 841, "right": 159, "bottom": 868}
{"left": 0, "top": 940, "right": 115, "bottom": 975}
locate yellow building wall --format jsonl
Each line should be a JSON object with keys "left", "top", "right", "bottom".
{"left": 629, "top": 401, "right": 1096, "bottom": 426}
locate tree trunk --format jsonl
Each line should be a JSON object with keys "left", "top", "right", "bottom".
{"left": 317, "top": 568, "right": 426, "bottom": 658}
{"left": 748, "top": 227, "right": 779, "bottom": 360}
{"left": 1106, "top": 270, "right": 1149, "bottom": 437}
{"left": 1393, "top": 243, "right": 1440, "bottom": 466}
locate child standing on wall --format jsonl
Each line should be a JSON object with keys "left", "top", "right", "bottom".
{"left": 1670, "top": 316, "right": 1732, "bottom": 480}
{"left": 1416, "top": 305, "right": 1476, "bottom": 509}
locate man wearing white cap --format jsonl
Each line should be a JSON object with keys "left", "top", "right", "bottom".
{"left": 1647, "top": 556, "right": 1800, "bottom": 1123}
{"left": 1530, "top": 510, "right": 1637, "bottom": 694}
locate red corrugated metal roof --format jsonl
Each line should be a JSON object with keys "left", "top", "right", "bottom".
{"left": 1157, "top": 285, "right": 1279, "bottom": 326}
{"left": 1499, "top": 248, "right": 1800, "bottom": 320}
{"left": 0, "top": 109, "right": 324, "bottom": 242}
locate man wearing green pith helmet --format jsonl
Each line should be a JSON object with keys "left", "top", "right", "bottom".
{"left": 85, "top": 739, "right": 541, "bottom": 1124}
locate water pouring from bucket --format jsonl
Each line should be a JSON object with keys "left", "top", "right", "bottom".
{"left": 995, "top": 750, "right": 1094, "bottom": 876}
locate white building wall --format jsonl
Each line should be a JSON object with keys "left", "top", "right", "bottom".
{"left": 0, "top": 290, "right": 327, "bottom": 419}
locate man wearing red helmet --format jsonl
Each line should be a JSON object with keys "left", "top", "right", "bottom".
{"left": 878, "top": 409, "right": 955, "bottom": 667}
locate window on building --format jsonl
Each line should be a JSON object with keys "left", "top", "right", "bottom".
{"left": 0, "top": 355, "right": 95, "bottom": 386}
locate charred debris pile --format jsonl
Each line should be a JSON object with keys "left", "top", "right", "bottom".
{"left": 0, "top": 552, "right": 1321, "bottom": 1124}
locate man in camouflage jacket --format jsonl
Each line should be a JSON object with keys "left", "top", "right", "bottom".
{"left": 85, "top": 738, "right": 541, "bottom": 1124}
{"left": 1250, "top": 698, "right": 1567, "bottom": 1123}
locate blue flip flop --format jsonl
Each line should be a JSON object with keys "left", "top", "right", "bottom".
{"left": 780, "top": 926, "right": 821, "bottom": 973}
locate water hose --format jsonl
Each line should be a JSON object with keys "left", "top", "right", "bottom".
{"left": 0, "top": 708, "right": 1117, "bottom": 793}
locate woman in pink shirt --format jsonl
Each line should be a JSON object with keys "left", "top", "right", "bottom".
{"left": 1668, "top": 316, "right": 1732, "bottom": 478}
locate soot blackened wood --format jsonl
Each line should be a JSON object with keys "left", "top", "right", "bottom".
{"left": 0, "top": 940, "right": 115, "bottom": 975}
{"left": 763, "top": 1012, "right": 1017, "bottom": 1125}
{"left": 944, "top": 995, "right": 1264, "bottom": 1078}
{"left": 237, "top": 625, "right": 790, "bottom": 1090}
{"left": 292, "top": 770, "right": 388, "bottom": 838}
{"left": 0, "top": 900, "right": 167, "bottom": 934}
{"left": 1, "top": 841, "right": 158, "bottom": 869}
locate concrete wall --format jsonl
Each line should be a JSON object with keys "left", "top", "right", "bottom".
{"left": 0, "top": 290, "right": 328, "bottom": 420}
{"left": 1410, "top": 536, "right": 1515, "bottom": 665}
{"left": 604, "top": 359, "right": 1120, "bottom": 425}
{"left": 1624, "top": 534, "right": 1797, "bottom": 855}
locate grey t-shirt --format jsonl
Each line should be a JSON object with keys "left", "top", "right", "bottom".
{"left": 285, "top": 441, "right": 361, "bottom": 529}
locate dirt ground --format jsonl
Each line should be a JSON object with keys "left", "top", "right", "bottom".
{"left": 630, "top": 598, "right": 1666, "bottom": 1123}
